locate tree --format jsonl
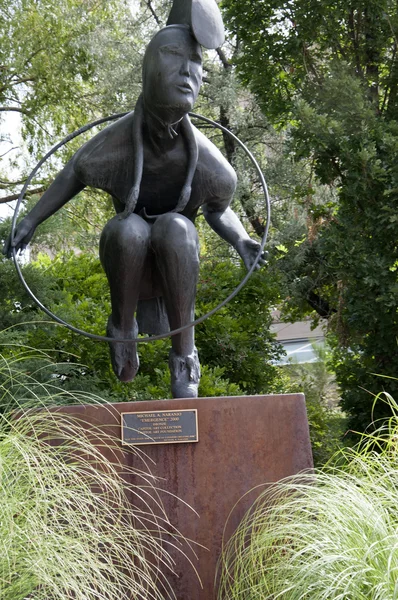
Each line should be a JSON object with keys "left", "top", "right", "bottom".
{"left": 0, "top": 0, "right": 135, "bottom": 205}
{"left": 0, "top": 0, "right": 288, "bottom": 407}
{"left": 222, "top": 0, "right": 398, "bottom": 432}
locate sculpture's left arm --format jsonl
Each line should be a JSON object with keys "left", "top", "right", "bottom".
{"left": 201, "top": 169, "right": 266, "bottom": 271}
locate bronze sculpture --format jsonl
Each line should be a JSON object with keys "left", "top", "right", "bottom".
{"left": 3, "top": 0, "right": 266, "bottom": 398}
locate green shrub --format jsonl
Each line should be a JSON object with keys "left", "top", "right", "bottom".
{"left": 282, "top": 350, "right": 347, "bottom": 466}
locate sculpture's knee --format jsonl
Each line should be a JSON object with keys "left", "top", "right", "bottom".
{"left": 100, "top": 214, "right": 150, "bottom": 259}
{"left": 152, "top": 214, "right": 199, "bottom": 257}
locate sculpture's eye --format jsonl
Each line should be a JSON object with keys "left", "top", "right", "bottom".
{"left": 190, "top": 53, "right": 202, "bottom": 65}
{"left": 160, "top": 45, "right": 183, "bottom": 57}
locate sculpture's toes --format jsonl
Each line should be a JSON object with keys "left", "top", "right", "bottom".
{"left": 107, "top": 317, "right": 139, "bottom": 382}
{"left": 169, "top": 347, "right": 200, "bottom": 398}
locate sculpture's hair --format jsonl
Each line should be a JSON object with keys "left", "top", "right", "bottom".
{"left": 125, "top": 26, "right": 199, "bottom": 217}
{"left": 125, "top": 93, "right": 144, "bottom": 215}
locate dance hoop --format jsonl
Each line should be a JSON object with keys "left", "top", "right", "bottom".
{"left": 11, "top": 111, "right": 271, "bottom": 343}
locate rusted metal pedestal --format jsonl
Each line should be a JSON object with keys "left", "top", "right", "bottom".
{"left": 57, "top": 394, "right": 312, "bottom": 600}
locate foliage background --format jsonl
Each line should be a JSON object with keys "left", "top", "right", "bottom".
{"left": 0, "top": 0, "right": 358, "bottom": 465}
{"left": 223, "top": 0, "right": 398, "bottom": 434}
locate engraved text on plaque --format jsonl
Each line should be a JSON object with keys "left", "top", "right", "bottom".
{"left": 121, "top": 409, "right": 198, "bottom": 445}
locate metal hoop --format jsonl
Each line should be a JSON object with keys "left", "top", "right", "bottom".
{"left": 11, "top": 112, "right": 271, "bottom": 343}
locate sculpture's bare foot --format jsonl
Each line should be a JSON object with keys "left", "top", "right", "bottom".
{"left": 169, "top": 347, "right": 200, "bottom": 398}
{"left": 107, "top": 316, "right": 139, "bottom": 382}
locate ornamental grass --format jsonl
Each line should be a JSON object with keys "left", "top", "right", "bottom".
{"left": 218, "top": 393, "right": 398, "bottom": 600}
{"left": 0, "top": 343, "right": 194, "bottom": 600}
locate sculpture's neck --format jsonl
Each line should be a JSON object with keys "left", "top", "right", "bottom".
{"left": 141, "top": 96, "right": 190, "bottom": 148}
{"left": 145, "top": 105, "right": 184, "bottom": 141}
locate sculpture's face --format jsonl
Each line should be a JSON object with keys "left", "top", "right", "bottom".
{"left": 143, "top": 26, "right": 203, "bottom": 117}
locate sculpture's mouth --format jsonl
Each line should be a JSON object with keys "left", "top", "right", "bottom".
{"left": 176, "top": 82, "right": 193, "bottom": 93}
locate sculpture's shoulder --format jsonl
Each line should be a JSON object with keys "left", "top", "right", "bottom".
{"left": 194, "top": 125, "right": 237, "bottom": 202}
{"left": 73, "top": 111, "right": 135, "bottom": 198}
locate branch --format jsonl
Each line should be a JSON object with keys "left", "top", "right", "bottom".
{"left": 0, "top": 186, "right": 45, "bottom": 203}
{"left": 0, "top": 106, "right": 29, "bottom": 115}
{"left": 216, "top": 47, "right": 232, "bottom": 71}
{"left": 1, "top": 107, "right": 53, "bottom": 138}
{"left": 1, "top": 95, "right": 23, "bottom": 105}
{"left": 385, "top": 11, "right": 398, "bottom": 48}
{"left": 9, "top": 76, "right": 35, "bottom": 86}
{"left": 302, "top": 43, "right": 320, "bottom": 80}
{"left": 0, "top": 177, "right": 28, "bottom": 186}
{"left": 381, "top": 44, "right": 397, "bottom": 115}
{"left": 348, "top": 9, "right": 364, "bottom": 79}
{"left": 232, "top": 36, "right": 241, "bottom": 60}
{"left": 306, "top": 290, "right": 336, "bottom": 319}
{"left": 0, "top": 147, "right": 18, "bottom": 159}
{"left": 145, "top": 0, "right": 161, "bottom": 26}
{"left": 239, "top": 191, "right": 266, "bottom": 236}
{"left": 23, "top": 47, "right": 46, "bottom": 69}
{"left": 0, "top": 48, "right": 44, "bottom": 93}
{"left": 219, "top": 104, "right": 236, "bottom": 162}
{"left": 0, "top": 76, "right": 35, "bottom": 94}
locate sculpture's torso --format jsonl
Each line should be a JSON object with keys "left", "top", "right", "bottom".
{"left": 73, "top": 111, "right": 236, "bottom": 218}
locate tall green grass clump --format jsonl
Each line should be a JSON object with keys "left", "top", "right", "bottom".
{"left": 218, "top": 393, "right": 398, "bottom": 600}
{"left": 0, "top": 343, "right": 193, "bottom": 600}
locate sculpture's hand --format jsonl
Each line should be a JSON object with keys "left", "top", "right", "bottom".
{"left": 2, "top": 217, "right": 37, "bottom": 258}
{"left": 236, "top": 238, "right": 267, "bottom": 272}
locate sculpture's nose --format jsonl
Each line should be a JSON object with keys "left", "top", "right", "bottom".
{"left": 179, "top": 59, "right": 190, "bottom": 77}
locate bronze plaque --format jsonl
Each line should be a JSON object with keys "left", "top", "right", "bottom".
{"left": 121, "top": 409, "right": 198, "bottom": 445}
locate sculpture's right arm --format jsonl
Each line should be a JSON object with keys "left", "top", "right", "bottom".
{"left": 3, "top": 161, "right": 85, "bottom": 258}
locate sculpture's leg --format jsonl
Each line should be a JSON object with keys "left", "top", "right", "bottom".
{"left": 99, "top": 214, "right": 150, "bottom": 382}
{"left": 151, "top": 213, "right": 200, "bottom": 398}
